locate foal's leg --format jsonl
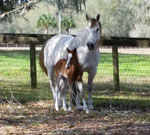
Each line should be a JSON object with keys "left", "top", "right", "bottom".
{"left": 59, "top": 78, "right": 67, "bottom": 111}
{"left": 76, "top": 82, "right": 88, "bottom": 113}
{"left": 88, "top": 69, "right": 97, "bottom": 110}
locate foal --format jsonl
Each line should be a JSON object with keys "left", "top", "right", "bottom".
{"left": 54, "top": 48, "right": 88, "bottom": 112}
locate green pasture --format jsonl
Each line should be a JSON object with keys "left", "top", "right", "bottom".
{"left": 0, "top": 50, "right": 150, "bottom": 109}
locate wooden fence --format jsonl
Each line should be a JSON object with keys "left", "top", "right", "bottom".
{"left": 0, "top": 33, "right": 150, "bottom": 90}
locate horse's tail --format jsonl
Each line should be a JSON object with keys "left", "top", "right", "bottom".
{"left": 39, "top": 42, "right": 48, "bottom": 75}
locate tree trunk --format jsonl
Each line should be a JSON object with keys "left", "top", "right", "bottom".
{"left": 0, "top": 1, "right": 5, "bottom": 13}
{"left": 66, "top": 28, "right": 69, "bottom": 35}
{"left": 45, "top": 27, "right": 48, "bottom": 34}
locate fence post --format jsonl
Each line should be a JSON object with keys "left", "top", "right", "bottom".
{"left": 112, "top": 45, "right": 120, "bottom": 91}
{"left": 30, "top": 44, "right": 37, "bottom": 88}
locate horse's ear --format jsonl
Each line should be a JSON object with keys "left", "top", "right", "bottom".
{"left": 67, "top": 48, "right": 70, "bottom": 53}
{"left": 86, "top": 14, "right": 89, "bottom": 21}
{"left": 96, "top": 14, "right": 100, "bottom": 21}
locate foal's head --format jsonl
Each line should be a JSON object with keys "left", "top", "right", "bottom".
{"left": 86, "top": 14, "right": 101, "bottom": 51}
{"left": 65, "top": 48, "right": 77, "bottom": 69}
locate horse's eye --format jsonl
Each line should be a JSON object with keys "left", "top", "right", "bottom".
{"left": 96, "top": 28, "right": 99, "bottom": 32}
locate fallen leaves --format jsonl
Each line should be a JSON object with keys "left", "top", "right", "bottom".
{"left": 0, "top": 100, "right": 150, "bottom": 135}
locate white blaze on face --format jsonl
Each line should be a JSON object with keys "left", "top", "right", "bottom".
{"left": 65, "top": 53, "right": 72, "bottom": 69}
{"left": 87, "top": 22, "right": 100, "bottom": 47}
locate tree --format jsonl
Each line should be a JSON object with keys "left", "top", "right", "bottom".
{"left": 0, "top": 0, "right": 87, "bottom": 34}
{"left": 95, "top": 0, "right": 150, "bottom": 37}
{"left": 129, "top": 0, "right": 150, "bottom": 37}
{"left": 43, "top": 0, "right": 86, "bottom": 34}
{"left": 61, "top": 16, "right": 76, "bottom": 34}
{"left": 37, "top": 13, "right": 57, "bottom": 34}
{"left": 0, "top": 0, "right": 40, "bottom": 20}
{"left": 97, "top": 0, "right": 134, "bottom": 37}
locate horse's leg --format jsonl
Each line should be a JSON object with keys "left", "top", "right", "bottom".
{"left": 47, "top": 67, "right": 55, "bottom": 100}
{"left": 54, "top": 85, "right": 59, "bottom": 111}
{"left": 76, "top": 82, "right": 88, "bottom": 113}
{"left": 76, "top": 90, "right": 82, "bottom": 110}
{"left": 74, "top": 83, "right": 82, "bottom": 110}
{"left": 68, "top": 82, "right": 73, "bottom": 111}
{"left": 88, "top": 69, "right": 97, "bottom": 110}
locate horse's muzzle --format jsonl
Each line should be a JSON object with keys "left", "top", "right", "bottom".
{"left": 87, "top": 42, "right": 94, "bottom": 50}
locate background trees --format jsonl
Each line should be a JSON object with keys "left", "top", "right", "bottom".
{"left": 129, "top": 0, "right": 150, "bottom": 37}
{"left": 0, "top": 0, "right": 39, "bottom": 19}
{"left": 96, "top": 0, "right": 134, "bottom": 37}
{"left": 61, "top": 16, "right": 76, "bottom": 34}
{"left": 37, "top": 14, "right": 57, "bottom": 34}
{"left": 0, "top": 0, "right": 150, "bottom": 38}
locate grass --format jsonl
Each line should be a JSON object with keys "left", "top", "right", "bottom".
{"left": 0, "top": 49, "right": 150, "bottom": 109}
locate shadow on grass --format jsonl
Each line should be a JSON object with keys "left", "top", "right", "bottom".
{"left": 0, "top": 81, "right": 52, "bottom": 104}
{"left": 0, "top": 50, "right": 30, "bottom": 59}
{"left": 92, "top": 81, "right": 150, "bottom": 93}
{"left": 0, "top": 80, "right": 150, "bottom": 109}
{"left": 83, "top": 81, "right": 150, "bottom": 111}
{"left": 0, "top": 77, "right": 150, "bottom": 111}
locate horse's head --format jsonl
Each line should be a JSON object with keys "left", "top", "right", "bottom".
{"left": 65, "top": 48, "right": 77, "bottom": 69}
{"left": 86, "top": 14, "right": 101, "bottom": 51}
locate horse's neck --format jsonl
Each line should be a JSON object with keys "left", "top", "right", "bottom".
{"left": 72, "top": 29, "right": 88, "bottom": 47}
{"left": 71, "top": 55, "right": 80, "bottom": 67}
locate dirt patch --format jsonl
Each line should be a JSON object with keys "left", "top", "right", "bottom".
{"left": 0, "top": 101, "right": 150, "bottom": 135}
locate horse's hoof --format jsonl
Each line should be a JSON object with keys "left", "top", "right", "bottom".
{"left": 55, "top": 105, "right": 59, "bottom": 111}
{"left": 55, "top": 108, "right": 59, "bottom": 111}
{"left": 63, "top": 107, "right": 68, "bottom": 111}
{"left": 77, "top": 105, "right": 83, "bottom": 110}
{"left": 83, "top": 106, "right": 89, "bottom": 113}
{"left": 85, "top": 109, "right": 89, "bottom": 114}
{"left": 68, "top": 107, "right": 72, "bottom": 111}
{"left": 88, "top": 105, "right": 94, "bottom": 110}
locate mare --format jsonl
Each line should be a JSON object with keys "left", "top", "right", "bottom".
{"left": 54, "top": 48, "right": 88, "bottom": 112}
{"left": 39, "top": 14, "right": 101, "bottom": 109}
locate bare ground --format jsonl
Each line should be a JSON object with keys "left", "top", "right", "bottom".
{"left": 0, "top": 100, "right": 150, "bottom": 135}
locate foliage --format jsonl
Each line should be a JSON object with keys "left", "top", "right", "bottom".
{"left": 0, "top": 0, "right": 40, "bottom": 20}
{"left": 0, "top": 0, "right": 86, "bottom": 19}
{"left": 129, "top": 0, "right": 150, "bottom": 37}
{"left": 96, "top": 0, "right": 134, "bottom": 37}
{"left": 37, "top": 13, "right": 57, "bottom": 34}
{"left": 95, "top": 0, "right": 150, "bottom": 37}
{"left": 61, "top": 16, "right": 76, "bottom": 34}
{"left": 43, "top": 0, "right": 86, "bottom": 12}
{"left": 0, "top": 0, "right": 150, "bottom": 37}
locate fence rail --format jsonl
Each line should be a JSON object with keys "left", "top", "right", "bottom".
{"left": 0, "top": 34, "right": 150, "bottom": 90}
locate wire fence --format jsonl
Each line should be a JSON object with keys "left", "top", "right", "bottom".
{"left": 98, "top": 47, "right": 150, "bottom": 91}
{"left": 0, "top": 45, "right": 150, "bottom": 109}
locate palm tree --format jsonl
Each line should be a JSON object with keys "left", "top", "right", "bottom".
{"left": 37, "top": 13, "right": 57, "bottom": 34}
{"left": 61, "top": 16, "right": 76, "bottom": 34}
{"left": 56, "top": 0, "right": 86, "bottom": 34}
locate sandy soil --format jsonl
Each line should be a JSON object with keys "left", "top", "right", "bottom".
{"left": 0, "top": 100, "right": 150, "bottom": 135}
